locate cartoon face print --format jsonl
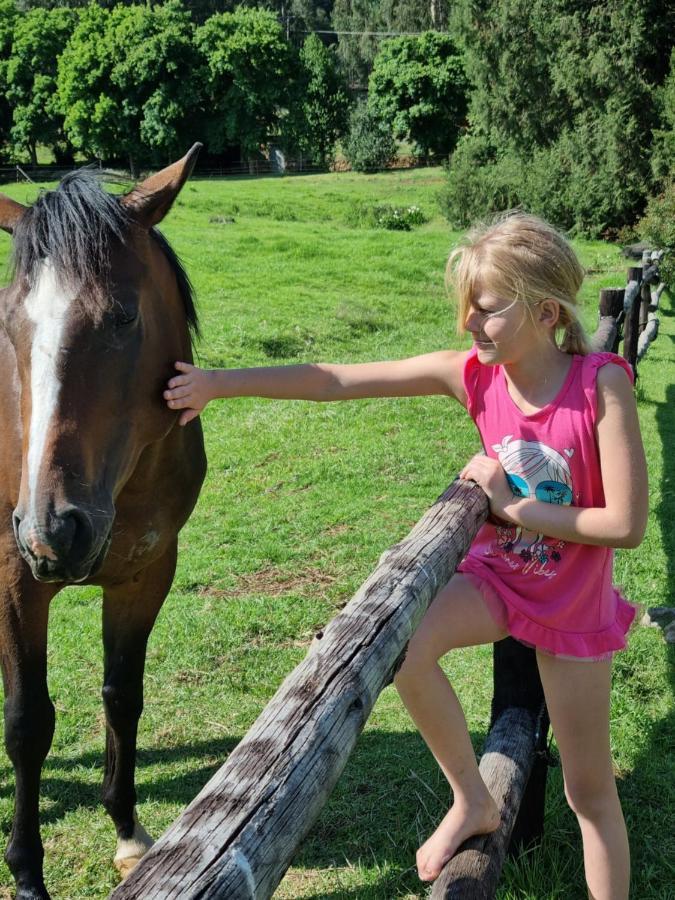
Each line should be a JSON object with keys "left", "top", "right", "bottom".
{"left": 485, "top": 436, "right": 575, "bottom": 577}
{"left": 491, "top": 436, "right": 573, "bottom": 506}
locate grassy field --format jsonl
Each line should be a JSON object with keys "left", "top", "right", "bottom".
{"left": 0, "top": 168, "right": 673, "bottom": 899}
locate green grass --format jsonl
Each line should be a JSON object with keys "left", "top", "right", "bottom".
{"left": 0, "top": 169, "right": 673, "bottom": 899}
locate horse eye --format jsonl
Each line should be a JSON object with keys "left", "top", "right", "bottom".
{"left": 111, "top": 300, "right": 138, "bottom": 327}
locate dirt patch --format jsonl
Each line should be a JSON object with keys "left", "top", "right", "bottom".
{"left": 199, "top": 565, "right": 338, "bottom": 600}
{"left": 322, "top": 523, "right": 352, "bottom": 537}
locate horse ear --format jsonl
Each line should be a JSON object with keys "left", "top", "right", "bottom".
{"left": 0, "top": 194, "right": 28, "bottom": 234}
{"left": 121, "top": 143, "right": 203, "bottom": 229}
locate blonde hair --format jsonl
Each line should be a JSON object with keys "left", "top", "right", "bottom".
{"left": 447, "top": 211, "right": 590, "bottom": 355}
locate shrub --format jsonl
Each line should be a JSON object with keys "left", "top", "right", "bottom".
{"left": 346, "top": 201, "right": 428, "bottom": 230}
{"left": 638, "top": 179, "right": 675, "bottom": 288}
{"left": 438, "top": 135, "right": 527, "bottom": 229}
{"left": 651, "top": 48, "right": 675, "bottom": 185}
{"left": 440, "top": 109, "right": 652, "bottom": 238}
{"left": 343, "top": 101, "right": 396, "bottom": 173}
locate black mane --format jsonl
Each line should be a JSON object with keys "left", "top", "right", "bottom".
{"left": 11, "top": 168, "right": 199, "bottom": 338}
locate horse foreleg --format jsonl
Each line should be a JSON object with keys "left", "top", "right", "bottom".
{"left": 0, "top": 569, "right": 56, "bottom": 900}
{"left": 100, "top": 543, "right": 177, "bottom": 879}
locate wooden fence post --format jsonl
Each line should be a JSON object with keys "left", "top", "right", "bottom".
{"left": 590, "top": 288, "right": 625, "bottom": 353}
{"left": 622, "top": 266, "right": 643, "bottom": 374}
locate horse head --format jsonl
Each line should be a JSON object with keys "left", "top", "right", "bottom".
{"left": 0, "top": 144, "right": 202, "bottom": 583}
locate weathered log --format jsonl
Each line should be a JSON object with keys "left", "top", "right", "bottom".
{"left": 432, "top": 706, "right": 545, "bottom": 900}
{"left": 111, "top": 479, "right": 490, "bottom": 900}
{"left": 430, "top": 634, "right": 549, "bottom": 899}
{"left": 623, "top": 267, "right": 643, "bottom": 374}
{"left": 590, "top": 317, "right": 619, "bottom": 354}
{"left": 590, "top": 288, "right": 624, "bottom": 353}
{"left": 636, "top": 274, "right": 665, "bottom": 363}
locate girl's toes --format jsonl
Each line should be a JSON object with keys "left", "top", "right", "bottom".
{"left": 416, "top": 851, "right": 440, "bottom": 882}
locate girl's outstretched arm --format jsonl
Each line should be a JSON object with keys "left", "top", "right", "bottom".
{"left": 164, "top": 351, "right": 471, "bottom": 426}
{"left": 461, "top": 363, "right": 648, "bottom": 549}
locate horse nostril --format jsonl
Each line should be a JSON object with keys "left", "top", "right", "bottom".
{"left": 54, "top": 508, "right": 93, "bottom": 558}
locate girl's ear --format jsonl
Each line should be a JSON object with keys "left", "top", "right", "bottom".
{"left": 538, "top": 299, "right": 560, "bottom": 330}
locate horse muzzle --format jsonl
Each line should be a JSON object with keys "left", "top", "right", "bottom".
{"left": 12, "top": 506, "right": 113, "bottom": 583}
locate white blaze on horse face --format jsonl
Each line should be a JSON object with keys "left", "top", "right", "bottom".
{"left": 24, "top": 259, "right": 76, "bottom": 519}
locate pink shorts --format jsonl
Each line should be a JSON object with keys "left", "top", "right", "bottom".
{"left": 463, "top": 572, "right": 614, "bottom": 663}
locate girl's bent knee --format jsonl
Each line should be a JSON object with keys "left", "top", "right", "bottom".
{"left": 564, "top": 777, "right": 620, "bottom": 821}
{"left": 394, "top": 647, "right": 439, "bottom": 686}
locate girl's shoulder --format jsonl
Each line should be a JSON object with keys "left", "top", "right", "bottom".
{"left": 461, "top": 346, "right": 496, "bottom": 416}
{"left": 581, "top": 352, "right": 634, "bottom": 418}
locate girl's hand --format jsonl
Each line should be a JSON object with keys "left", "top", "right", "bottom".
{"left": 164, "top": 361, "right": 215, "bottom": 426}
{"left": 459, "top": 453, "right": 514, "bottom": 520}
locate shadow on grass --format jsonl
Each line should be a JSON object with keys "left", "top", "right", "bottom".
{"left": 624, "top": 363, "right": 675, "bottom": 894}
{"left": 0, "top": 737, "right": 239, "bottom": 828}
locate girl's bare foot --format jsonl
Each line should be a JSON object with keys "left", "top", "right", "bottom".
{"left": 416, "top": 796, "right": 500, "bottom": 882}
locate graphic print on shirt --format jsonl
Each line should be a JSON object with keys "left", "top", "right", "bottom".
{"left": 488, "top": 435, "right": 573, "bottom": 578}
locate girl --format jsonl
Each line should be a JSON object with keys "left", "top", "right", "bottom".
{"left": 164, "top": 212, "right": 647, "bottom": 899}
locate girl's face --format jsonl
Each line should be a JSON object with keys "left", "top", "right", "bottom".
{"left": 464, "top": 291, "right": 538, "bottom": 365}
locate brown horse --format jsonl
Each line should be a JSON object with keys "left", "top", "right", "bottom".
{"left": 0, "top": 145, "right": 207, "bottom": 899}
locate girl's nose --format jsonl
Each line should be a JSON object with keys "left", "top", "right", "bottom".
{"left": 465, "top": 311, "right": 479, "bottom": 331}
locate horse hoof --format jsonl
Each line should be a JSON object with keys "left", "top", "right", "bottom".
{"left": 114, "top": 854, "right": 144, "bottom": 880}
{"left": 114, "top": 821, "right": 154, "bottom": 881}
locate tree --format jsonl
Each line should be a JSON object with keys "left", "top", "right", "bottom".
{"left": 58, "top": 1, "right": 201, "bottom": 173}
{"left": 368, "top": 31, "right": 467, "bottom": 159}
{"left": 651, "top": 48, "right": 675, "bottom": 183}
{"left": 343, "top": 99, "right": 395, "bottom": 171}
{"left": 288, "top": 33, "right": 349, "bottom": 163}
{"left": 6, "top": 5, "right": 77, "bottom": 164}
{"left": 444, "top": 0, "right": 675, "bottom": 234}
{"left": 195, "top": 8, "right": 297, "bottom": 159}
{"left": 0, "top": 0, "right": 18, "bottom": 161}
{"left": 290, "top": 0, "right": 334, "bottom": 36}
{"left": 331, "top": 0, "right": 438, "bottom": 86}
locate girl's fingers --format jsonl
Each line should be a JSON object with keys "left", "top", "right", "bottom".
{"left": 164, "top": 387, "right": 192, "bottom": 400}
{"left": 167, "top": 375, "right": 189, "bottom": 389}
{"left": 179, "top": 409, "right": 199, "bottom": 426}
{"left": 174, "top": 361, "right": 193, "bottom": 373}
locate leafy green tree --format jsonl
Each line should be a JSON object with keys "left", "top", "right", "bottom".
{"left": 290, "top": 0, "right": 333, "bottom": 35}
{"left": 332, "top": 0, "right": 437, "bottom": 86}
{"left": 343, "top": 99, "right": 395, "bottom": 171}
{"left": 368, "top": 31, "right": 467, "bottom": 159}
{"left": 0, "top": 0, "right": 18, "bottom": 161}
{"left": 195, "top": 7, "right": 297, "bottom": 159}
{"left": 6, "top": 5, "right": 77, "bottom": 164}
{"left": 288, "top": 33, "right": 349, "bottom": 163}
{"left": 639, "top": 177, "right": 675, "bottom": 286}
{"left": 444, "top": 0, "right": 675, "bottom": 234}
{"left": 58, "top": 0, "right": 200, "bottom": 173}
{"left": 651, "top": 48, "right": 675, "bottom": 183}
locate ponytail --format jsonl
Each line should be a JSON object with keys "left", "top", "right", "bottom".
{"left": 557, "top": 305, "right": 591, "bottom": 356}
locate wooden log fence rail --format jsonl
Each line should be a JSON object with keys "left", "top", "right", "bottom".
{"left": 593, "top": 248, "right": 667, "bottom": 373}
{"left": 111, "top": 480, "right": 491, "bottom": 899}
{"left": 110, "top": 256, "right": 668, "bottom": 900}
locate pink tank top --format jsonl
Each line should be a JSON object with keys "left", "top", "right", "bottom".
{"left": 458, "top": 348, "right": 636, "bottom": 658}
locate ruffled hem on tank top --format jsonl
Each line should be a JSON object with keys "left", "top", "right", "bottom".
{"left": 458, "top": 560, "right": 637, "bottom": 659}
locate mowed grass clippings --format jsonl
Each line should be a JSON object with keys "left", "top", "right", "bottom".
{"left": 0, "top": 168, "right": 671, "bottom": 899}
